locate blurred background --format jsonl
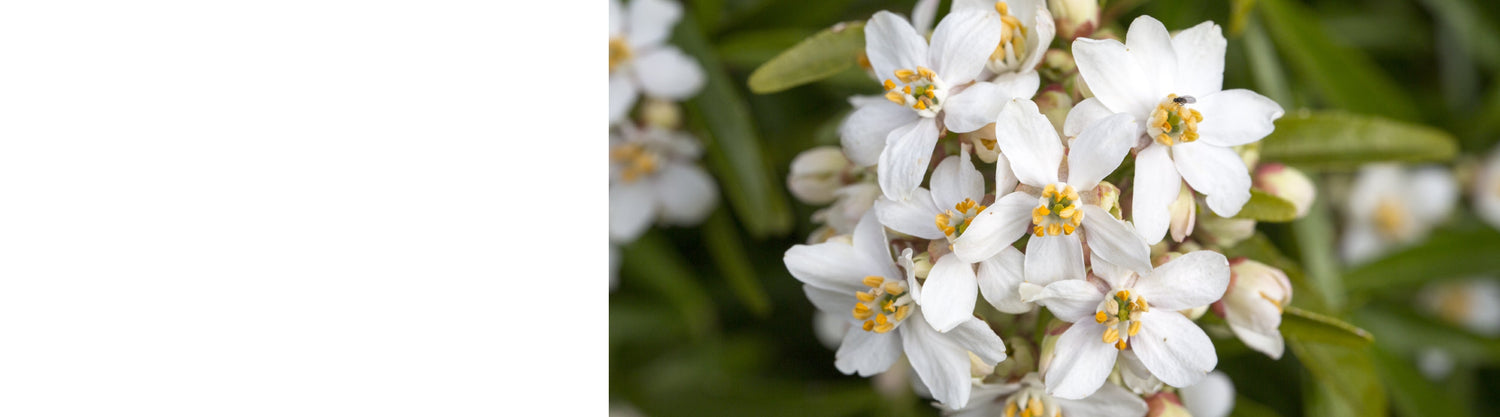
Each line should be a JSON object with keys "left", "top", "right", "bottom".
{"left": 609, "top": 0, "right": 1500, "bottom": 415}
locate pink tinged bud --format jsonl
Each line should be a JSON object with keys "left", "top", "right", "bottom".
{"left": 1218, "top": 260, "right": 1292, "bottom": 359}
{"left": 1094, "top": 180, "right": 1122, "bottom": 218}
{"left": 1048, "top": 0, "right": 1099, "bottom": 41}
{"left": 788, "top": 146, "right": 852, "bottom": 205}
{"left": 1146, "top": 392, "right": 1190, "bottom": 417}
{"left": 1253, "top": 163, "right": 1317, "bottom": 218}
{"left": 1168, "top": 182, "right": 1196, "bottom": 243}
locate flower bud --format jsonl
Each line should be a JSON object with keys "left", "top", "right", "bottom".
{"left": 959, "top": 124, "right": 1001, "bottom": 163}
{"left": 1196, "top": 213, "right": 1256, "bottom": 248}
{"left": 640, "top": 98, "right": 681, "bottom": 129}
{"left": 1048, "top": 0, "right": 1099, "bottom": 42}
{"left": 1179, "top": 371, "right": 1235, "bottom": 417}
{"left": 991, "top": 336, "right": 1036, "bottom": 382}
{"left": 1043, "top": 49, "right": 1076, "bottom": 76}
{"left": 1168, "top": 182, "right": 1196, "bottom": 243}
{"left": 910, "top": 251, "right": 934, "bottom": 279}
{"left": 1145, "top": 392, "right": 1191, "bottom": 417}
{"left": 1213, "top": 259, "right": 1291, "bottom": 359}
{"left": 1036, "top": 320, "right": 1068, "bottom": 375}
{"left": 813, "top": 183, "right": 880, "bottom": 234}
{"left": 788, "top": 146, "right": 852, "bottom": 205}
{"left": 1253, "top": 163, "right": 1317, "bottom": 218}
{"left": 1093, "top": 180, "right": 1122, "bottom": 218}
{"left": 1035, "top": 85, "right": 1073, "bottom": 136}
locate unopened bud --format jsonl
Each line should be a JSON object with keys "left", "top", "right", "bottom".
{"left": 1146, "top": 392, "right": 1190, "bottom": 417}
{"left": 1048, "top": 0, "right": 1099, "bottom": 41}
{"left": 1214, "top": 259, "right": 1291, "bottom": 359}
{"left": 960, "top": 124, "right": 1002, "bottom": 163}
{"left": 1093, "top": 180, "right": 1121, "bottom": 218}
{"left": 1168, "top": 183, "right": 1196, "bottom": 243}
{"left": 788, "top": 146, "right": 852, "bottom": 205}
{"left": 1036, "top": 85, "right": 1073, "bottom": 136}
{"left": 1196, "top": 213, "right": 1256, "bottom": 248}
{"left": 1180, "top": 371, "right": 1236, "bottom": 417}
{"left": 641, "top": 98, "right": 681, "bottom": 129}
{"left": 1253, "top": 163, "right": 1317, "bottom": 218}
{"left": 1037, "top": 320, "right": 1068, "bottom": 375}
{"left": 911, "top": 251, "right": 934, "bottom": 279}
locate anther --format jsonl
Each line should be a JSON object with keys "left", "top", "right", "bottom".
{"left": 863, "top": 276, "right": 884, "bottom": 287}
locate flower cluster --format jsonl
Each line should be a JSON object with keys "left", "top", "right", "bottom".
{"left": 784, "top": 3, "right": 1294, "bottom": 413}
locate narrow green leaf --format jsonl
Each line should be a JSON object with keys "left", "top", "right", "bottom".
{"left": 1290, "top": 198, "right": 1345, "bottom": 310}
{"left": 620, "top": 232, "right": 718, "bottom": 339}
{"left": 1415, "top": 0, "right": 1500, "bottom": 70}
{"left": 1343, "top": 227, "right": 1500, "bottom": 292}
{"left": 747, "top": 21, "right": 865, "bottom": 94}
{"left": 1230, "top": 395, "right": 1285, "bottom": 417}
{"left": 1289, "top": 341, "right": 1387, "bottom": 417}
{"left": 702, "top": 210, "right": 772, "bottom": 317}
{"left": 676, "top": 14, "right": 794, "bottom": 238}
{"left": 1373, "top": 346, "right": 1476, "bottom": 417}
{"left": 1241, "top": 17, "right": 1292, "bottom": 106}
{"left": 1233, "top": 188, "right": 1297, "bottom": 222}
{"left": 1257, "top": 0, "right": 1419, "bottom": 120}
{"left": 1281, "top": 306, "right": 1373, "bottom": 347}
{"left": 1259, "top": 111, "right": 1458, "bottom": 171}
{"left": 1355, "top": 307, "right": 1500, "bottom": 365}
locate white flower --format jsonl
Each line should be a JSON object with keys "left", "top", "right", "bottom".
{"left": 609, "top": 125, "right": 718, "bottom": 243}
{"left": 873, "top": 146, "right": 1030, "bottom": 329}
{"left": 1339, "top": 164, "right": 1455, "bottom": 265}
{"left": 1026, "top": 251, "right": 1229, "bottom": 399}
{"left": 609, "top": 0, "right": 705, "bottom": 124}
{"left": 1179, "top": 371, "right": 1235, "bottom": 417}
{"left": 948, "top": 373, "right": 1145, "bottom": 417}
{"left": 788, "top": 146, "right": 855, "bottom": 205}
{"left": 1213, "top": 259, "right": 1291, "bottom": 359}
{"left": 1474, "top": 146, "right": 1500, "bottom": 230}
{"left": 784, "top": 211, "right": 1008, "bottom": 408}
{"left": 814, "top": 183, "right": 882, "bottom": 238}
{"left": 1065, "top": 16, "right": 1284, "bottom": 244}
{"left": 1252, "top": 163, "right": 1316, "bottom": 218}
{"left": 952, "top": 0, "right": 1055, "bottom": 79}
{"left": 948, "top": 99, "right": 1152, "bottom": 288}
{"left": 841, "top": 10, "right": 1038, "bottom": 201}
{"left": 1417, "top": 278, "right": 1500, "bottom": 337}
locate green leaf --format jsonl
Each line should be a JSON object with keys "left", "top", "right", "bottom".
{"left": 1373, "top": 346, "right": 1476, "bottom": 417}
{"left": 1259, "top": 111, "right": 1459, "bottom": 170}
{"left": 1220, "top": 233, "right": 1326, "bottom": 312}
{"left": 1290, "top": 198, "right": 1345, "bottom": 310}
{"left": 747, "top": 21, "right": 865, "bottom": 94}
{"left": 1415, "top": 0, "right": 1500, "bottom": 71}
{"left": 1257, "top": 0, "right": 1419, "bottom": 120}
{"left": 702, "top": 210, "right": 772, "bottom": 317}
{"left": 1233, "top": 188, "right": 1298, "bottom": 222}
{"left": 1355, "top": 307, "right": 1500, "bottom": 365}
{"left": 1281, "top": 306, "right": 1373, "bottom": 347}
{"left": 1289, "top": 341, "right": 1387, "bottom": 417}
{"left": 620, "top": 232, "right": 718, "bottom": 339}
{"left": 1343, "top": 227, "right": 1500, "bottom": 292}
{"left": 676, "top": 14, "right": 794, "bottom": 238}
{"left": 1230, "top": 395, "right": 1285, "bottom": 417}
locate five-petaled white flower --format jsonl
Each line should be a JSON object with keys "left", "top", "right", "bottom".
{"left": 608, "top": 0, "right": 705, "bottom": 124}
{"left": 948, "top": 99, "right": 1152, "bottom": 289}
{"left": 784, "top": 211, "right": 1008, "bottom": 408}
{"left": 841, "top": 9, "right": 1031, "bottom": 201}
{"left": 1025, "top": 251, "right": 1229, "bottom": 399}
{"left": 952, "top": 0, "right": 1055, "bottom": 81}
{"left": 947, "top": 373, "right": 1147, "bottom": 417}
{"left": 608, "top": 125, "right": 718, "bottom": 243}
{"left": 1064, "top": 16, "right": 1284, "bottom": 244}
{"left": 1473, "top": 146, "right": 1500, "bottom": 231}
{"left": 873, "top": 145, "right": 1029, "bottom": 329}
{"left": 1339, "top": 163, "right": 1456, "bottom": 265}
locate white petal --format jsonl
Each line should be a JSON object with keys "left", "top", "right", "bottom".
{"left": 1131, "top": 310, "right": 1217, "bottom": 388}
{"left": 654, "top": 163, "right": 717, "bottom": 225}
{"left": 911, "top": 0, "right": 940, "bottom": 34}
{"left": 1339, "top": 222, "right": 1387, "bottom": 266}
{"left": 1194, "top": 89, "right": 1284, "bottom": 147}
{"left": 609, "top": 0, "right": 624, "bottom": 37}
{"left": 994, "top": 99, "right": 1062, "bottom": 186}
{"left": 1079, "top": 205, "right": 1152, "bottom": 275}
{"left": 1409, "top": 166, "right": 1458, "bottom": 224}
{"left": 945, "top": 317, "right": 1008, "bottom": 364}
{"left": 922, "top": 255, "right": 981, "bottom": 332}
{"left": 1228, "top": 322, "right": 1285, "bottom": 360}
{"left": 943, "top": 82, "right": 1010, "bottom": 134}
{"left": 1180, "top": 371, "right": 1235, "bottom": 417}
{"left": 901, "top": 316, "right": 976, "bottom": 408}
{"left": 1089, "top": 253, "right": 1134, "bottom": 290}
{"left": 866, "top": 11, "right": 930, "bottom": 84}
{"left": 1065, "top": 113, "right": 1138, "bottom": 190}
{"left": 1171, "top": 141, "right": 1252, "bottom": 217}
{"left": 1019, "top": 7, "right": 1055, "bottom": 71}
{"left": 804, "top": 285, "right": 855, "bottom": 320}
{"left": 835, "top": 328, "right": 902, "bottom": 376}
{"left": 635, "top": 47, "right": 705, "bottom": 100}
{"left": 609, "top": 72, "right": 639, "bottom": 124}
{"left": 1054, "top": 381, "right": 1149, "bottom": 417}
{"left": 840, "top": 101, "right": 920, "bottom": 167}
{"left": 1136, "top": 250, "right": 1229, "bottom": 311}
{"left": 1045, "top": 322, "right": 1119, "bottom": 399}
{"left": 1171, "top": 21, "right": 1227, "bottom": 98}
{"left": 1030, "top": 279, "right": 1106, "bottom": 323}
{"left": 785, "top": 241, "right": 869, "bottom": 295}
{"left": 1072, "top": 37, "right": 1156, "bottom": 118}
{"left": 853, "top": 210, "right": 904, "bottom": 280}
{"left": 1131, "top": 144, "right": 1179, "bottom": 244}
{"left": 977, "top": 246, "right": 1031, "bottom": 314}
{"left": 879, "top": 119, "right": 943, "bottom": 201}
{"left": 1063, "top": 98, "right": 1114, "bottom": 138}
{"left": 813, "top": 310, "right": 851, "bottom": 349}
{"left": 609, "top": 180, "right": 654, "bottom": 242}
{"left": 1124, "top": 15, "right": 1176, "bottom": 98}
{"left": 874, "top": 192, "right": 945, "bottom": 240}
{"left": 951, "top": 0, "right": 992, "bottom": 11}
{"left": 930, "top": 149, "right": 986, "bottom": 209}
{"left": 952, "top": 191, "right": 1035, "bottom": 263}
{"left": 627, "top": 0, "right": 682, "bottom": 48}
{"left": 992, "top": 70, "right": 1042, "bottom": 100}
{"left": 1025, "top": 233, "right": 1085, "bottom": 286}
{"left": 995, "top": 151, "right": 1019, "bottom": 194}
{"left": 928, "top": 10, "right": 1001, "bottom": 83}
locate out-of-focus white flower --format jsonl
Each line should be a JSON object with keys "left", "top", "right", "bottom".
{"left": 1417, "top": 346, "right": 1456, "bottom": 381}
{"left": 952, "top": 0, "right": 1055, "bottom": 82}
{"left": 1253, "top": 163, "right": 1316, "bottom": 218}
{"left": 1474, "top": 146, "right": 1500, "bottom": 229}
{"left": 842, "top": 10, "right": 1035, "bottom": 201}
{"left": 609, "top": 0, "right": 705, "bottom": 124}
{"left": 814, "top": 183, "right": 883, "bottom": 237}
{"left": 1213, "top": 259, "right": 1291, "bottom": 359}
{"left": 784, "top": 212, "right": 1008, "bottom": 408}
{"left": 1047, "top": 0, "right": 1098, "bottom": 41}
{"left": 1340, "top": 164, "right": 1456, "bottom": 265}
{"left": 947, "top": 373, "right": 1147, "bottom": 417}
{"left": 1065, "top": 16, "right": 1284, "bottom": 244}
{"left": 609, "top": 125, "right": 718, "bottom": 243}
{"left": 1179, "top": 371, "right": 1235, "bottom": 417}
{"left": 950, "top": 100, "right": 1152, "bottom": 287}
{"left": 873, "top": 146, "right": 1030, "bottom": 329}
{"left": 1025, "top": 251, "right": 1229, "bottom": 399}
{"left": 1417, "top": 278, "right": 1500, "bottom": 337}
{"left": 789, "top": 146, "right": 855, "bottom": 205}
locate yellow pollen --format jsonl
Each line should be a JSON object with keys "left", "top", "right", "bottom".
{"left": 917, "top": 66, "right": 935, "bottom": 79}
{"left": 1115, "top": 339, "right": 1128, "bottom": 350}
{"left": 611, "top": 144, "right": 659, "bottom": 183}
{"left": 1047, "top": 223, "right": 1062, "bottom": 236}
{"left": 1033, "top": 226, "right": 1044, "bottom": 237}
{"left": 1128, "top": 320, "right": 1141, "bottom": 336}
{"left": 1149, "top": 94, "right": 1203, "bottom": 146}
{"left": 874, "top": 322, "right": 895, "bottom": 333}
{"left": 1027, "top": 398, "right": 1042, "bottom": 417}
{"left": 980, "top": 138, "right": 997, "bottom": 150}
{"left": 1057, "top": 206, "right": 1076, "bottom": 219}
{"left": 853, "top": 303, "right": 872, "bottom": 320}
{"left": 608, "top": 37, "right": 632, "bottom": 73}
{"left": 883, "top": 79, "right": 896, "bottom": 90}
{"left": 1373, "top": 199, "right": 1410, "bottom": 240}
{"left": 894, "top": 69, "right": 916, "bottom": 81}
{"left": 882, "top": 299, "right": 896, "bottom": 313}
{"left": 856, "top": 291, "right": 876, "bottom": 303}
{"left": 875, "top": 313, "right": 889, "bottom": 325}
{"left": 894, "top": 304, "right": 912, "bottom": 321}
{"left": 862, "top": 320, "right": 875, "bottom": 331}
{"left": 903, "top": 85, "right": 912, "bottom": 94}
{"left": 1095, "top": 311, "right": 1108, "bottom": 323}
{"left": 1118, "top": 290, "right": 1130, "bottom": 299}
{"left": 1005, "top": 402, "right": 1018, "bottom": 417}
{"left": 1063, "top": 224, "right": 1076, "bottom": 235}
{"left": 883, "top": 282, "right": 905, "bottom": 295}
{"left": 913, "top": 100, "right": 928, "bottom": 110}
{"left": 1103, "top": 327, "right": 1120, "bottom": 344}
{"left": 1043, "top": 184, "right": 1057, "bottom": 198}
{"left": 863, "top": 276, "right": 885, "bottom": 287}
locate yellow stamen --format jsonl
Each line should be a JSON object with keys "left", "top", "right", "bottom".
{"left": 855, "top": 291, "right": 875, "bottom": 303}
{"left": 884, "top": 91, "right": 905, "bottom": 104}
{"left": 1115, "top": 339, "right": 1128, "bottom": 350}
{"left": 1047, "top": 223, "right": 1062, "bottom": 236}
{"left": 1128, "top": 320, "right": 1141, "bottom": 336}
{"left": 853, "top": 303, "right": 872, "bottom": 320}
{"left": 864, "top": 276, "right": 885, "bottom": 287}
{"left": 608, "top": 37, "right": 632, "bottom": 73}
{"left": 1005, "top": 402, "right": 1018, "bottom": 417}
{"left": 1095, "top": 311, "right": 1108, "bottom": 323}
{"left": 884, "top": 282, "right": 905, "bottom": 295}
{"left": 894, "top": 69, "right": 915, "bottom": 81}
{"left": 894, "top": 304, "right": 912, "bottom": 322}
{"left": 1063, "top": 224, "right": 1076, "bottom": 235}
{"left": 883, "top": 79, "right": 896, "bottom": 90}
{"left": 862, "top": 320, "right": 875, "bottom": 331}
{"left": 1103, "top": 327, "right": 1120, "bottom": 344}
